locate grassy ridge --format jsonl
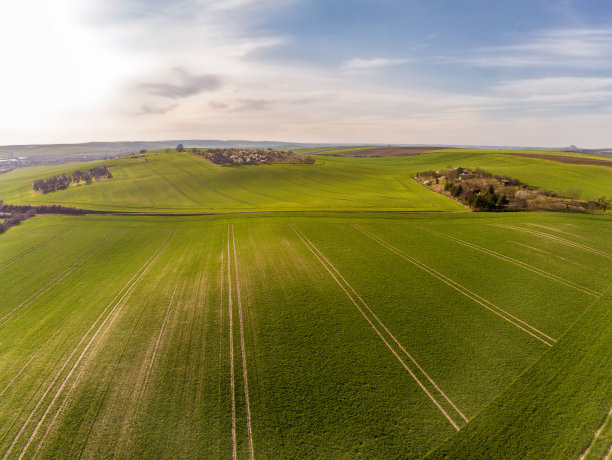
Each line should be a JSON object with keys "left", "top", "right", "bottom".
{"left": 0, "top": 152, "right": 463, "bottom": 212}
{"left": 1, "top": 149, "right": 611, "bottom": 212}
{"left": 0, "top": 212, "right": 609, "bottom": 457}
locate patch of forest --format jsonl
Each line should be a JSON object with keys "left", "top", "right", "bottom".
{"left": 195, "top": 148, "right": 315, "bottom": 165}
{"left": 415, "top": 167, "right": 610, "bottom": 213}
{"left": 0, "top": 201, "right": 86, "bottom": 234}
{"left": 32, "top": 166, "right": 112, "bottom": 193}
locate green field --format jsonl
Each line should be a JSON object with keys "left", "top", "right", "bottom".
{"left": 0, "top": 149, "right": 611, "bottom": 212}
{"left": 1, "top": 148, "right": 611, "bottom": 458}
{"left": 0, "top": 211, "right": 610, "bottom": 458}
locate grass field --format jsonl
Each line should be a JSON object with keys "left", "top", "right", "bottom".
{"left": 1, "top": 210, "right": 610, "bottom": 458}
{"left": 1, "top": 148, "right": 611, "bottom": 212}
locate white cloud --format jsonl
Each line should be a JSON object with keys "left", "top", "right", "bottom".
{"left": 0, "top": 1, "right": 610, "bottom": 148}
{"left": 341, "top": 57, "right": 408, "bottom": 72}
{"left": 495, "top": 77, "right": 612, "bottom": 96}
{"left": 458, "top": 28, "right": 612, "bottom": 68}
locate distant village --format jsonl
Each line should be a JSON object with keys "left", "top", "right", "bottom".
{"left": 0, "top": 156, "right": 29, "bottom": 174}
{"left": 197, "top": 148, "right": 315, "bottom": 166}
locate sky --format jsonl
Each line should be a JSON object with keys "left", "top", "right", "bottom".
{"left": 1, "top": 0, "right": 612, "bottom": 147}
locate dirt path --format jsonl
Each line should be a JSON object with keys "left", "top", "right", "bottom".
{"left": 230, "top": 224, "right": 255, "bottom": 460}
{"left": 352, "top": 224, "right": 555, "bottom": 347}
{"left": 329, "top": 146, "right": 449, "bottom": 157}
{"left": 2, "top": 230, "right": 175, "bottom": 460}
{"left": 289, "top": 223, "right": 466, "bottom": 430}
{"left": 419, "top": 226, "right": 600, "bottom": 297}
{"left": 505, "top": 151, "right": 612, "bottom": 168}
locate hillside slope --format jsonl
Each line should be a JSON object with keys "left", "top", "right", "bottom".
{"left": 1, "top": 149, "right": 611, "bottom": 213}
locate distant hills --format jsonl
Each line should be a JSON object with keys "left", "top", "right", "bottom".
{"left": 0, "top": 140, "right": 610, "bottom": 165}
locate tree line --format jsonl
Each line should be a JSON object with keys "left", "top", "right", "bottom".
{"left": 32, "top": 166, "right": 112, "bottom": 193}
{"left": 0, "top": 201, "right": 86, "bottom": 234}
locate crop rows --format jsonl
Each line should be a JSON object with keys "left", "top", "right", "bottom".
{"left": 0, "top": 212, "right": 609, "bottom": 457}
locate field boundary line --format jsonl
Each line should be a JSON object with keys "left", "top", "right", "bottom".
{"left": 419, "top": 226, "right": 600, "bottom": 297}
{"left": 2, "top": 230, "right": 175, "bottom": 460}
{"left": 0, "top": 227, "right": 72, "bottom": 270}
{"left": 494, "top": 224, "right": 611, "bottom": 259}
{"left": 289, "top": 223, "right": 464, "bottom": 430}
{"left": 231, "top": 224, "right": 255, "bottom": 460}
{"left": 0, "top": 227, "right": 124, "bottom": 327}
{"left": 227, "top": 227, "right": 237, "bottom": 460}
{"left": 352, "top": 224, "right": 555, "bottom": 347}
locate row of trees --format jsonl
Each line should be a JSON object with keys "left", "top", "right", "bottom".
{"left": 32, "top": 166, "right": 112, "bottom": 193}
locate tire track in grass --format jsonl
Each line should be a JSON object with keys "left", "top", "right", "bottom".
{"left": 132, "top": 177, "right": 158, "bottom": 206}
{"left": 0, "top": 226, "right": 71, "bottom": 270}
{"left": 142, "top": 161, "right": 199, "bottom": 207}
{"left": 99, "top": 181, "right": 109, "bottom": 202}
{"left": 580, "top": 406, "right": 612, "bottom": 460}
{"left": 418, "top": 226, "right": 600, "bottom": 297}
{"left": 227, "top": 227, "right": 237, "bottom": 460}
{"left": 1, "top": 230, "right": 175, "bottom": 460}
{"left": 352, "top": 224, "right": 555, "bottom": 347}
{"left": 513, "top": 242, "right": 596, "bottom": 271}
{"left": 0, "top": 227, "right": 123, "bottom": 327}
{"left": 217, "top": 250, "right": 226, "bottom": 457}
{"left": 289, "top": 223, "right": 465, "bottom": 431}
{"left": 0, "top": 328, "right": 63, "bottom": 399}
{"left": 231, "top": 224, "right": 254, "bottom": 460}
{"left": 494, "top": 224, "right": 612, "bottom": 259}
{"left": 525, "top": 223, "right": 591, "bottom": 240}
{"left": 134, "top": 285, "right": 179, "bottom": 416}
{"left": 37, "top": 281, "right": 178, "bottom": 459}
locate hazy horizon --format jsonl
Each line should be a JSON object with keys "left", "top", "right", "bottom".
{"left": 2, "top": 1, "right": 612, "bottom": 148}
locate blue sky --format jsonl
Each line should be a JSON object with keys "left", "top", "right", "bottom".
{"left": 1, "top": 0, "right": 612, "bottom": 146}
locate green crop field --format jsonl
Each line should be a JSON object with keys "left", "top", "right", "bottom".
{"left": 1, "top": 148, "right": 610, "bottom": 458}
{"left": 0, "top": 148, "right": 611, "bottom": 212}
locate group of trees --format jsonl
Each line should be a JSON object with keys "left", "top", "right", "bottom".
{"left": 443, "top": 182, "right": 507, "bottom": 210}
{"left": 417, "top": 167, "right": 610, "bottom": 213}
{"left": 32, "top": 166, "right": 112, "bottom": 193}
{"left": 0, "top": 201, "right": 86, "bottom": 235}
{"left": 0, "top": 209, "right": 34, "bottom": 234}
